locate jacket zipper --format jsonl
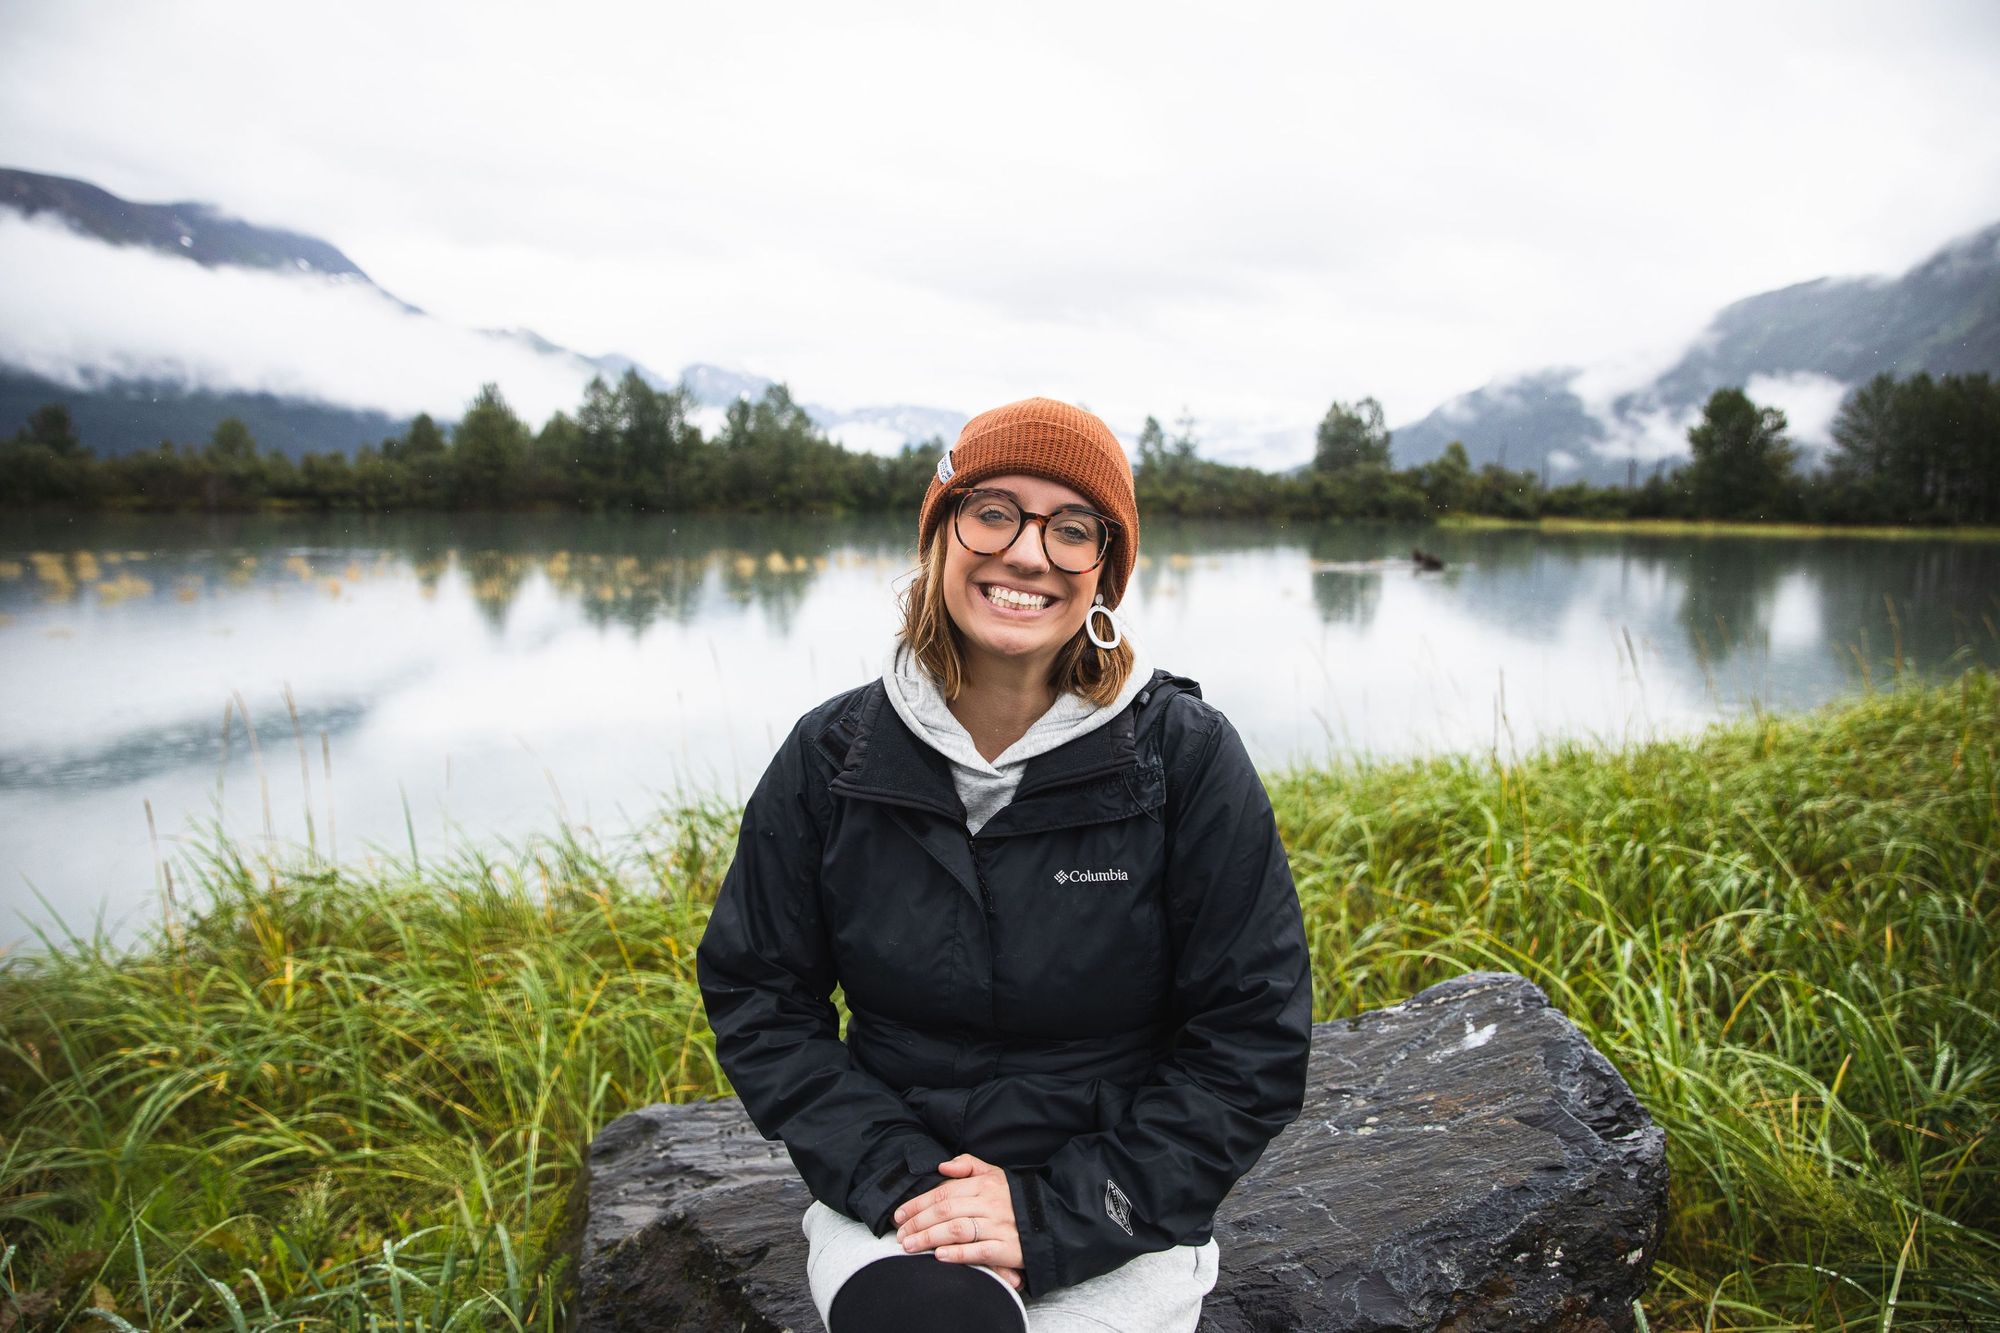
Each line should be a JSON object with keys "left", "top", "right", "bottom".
{"left": 969, "top": 835, "right": 995, "bottom": 919}
{"left": 969, "top": 833, "right": 997, "bottom": 1033}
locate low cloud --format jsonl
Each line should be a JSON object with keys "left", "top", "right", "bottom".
{"left": 0, "top": 214, "right": 598, "bottom": 424}
{"left": 1743, "top": 371, "right": 1849, "bottom": 451}
{"left": 1585, "top": 406, "right": 1702, "bottom": 467}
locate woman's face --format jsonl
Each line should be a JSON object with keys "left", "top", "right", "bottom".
{"left": 941, "top": 472, "right": 1104, "bottom": 679}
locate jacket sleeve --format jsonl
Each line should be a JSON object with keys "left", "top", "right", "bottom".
{"left": 1006, "top": 705, "right": 1313, "bottom": 1295}
{"left": 696, "top": 723, "right": 954, "bottom": 1235}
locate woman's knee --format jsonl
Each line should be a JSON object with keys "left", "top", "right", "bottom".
{"left": 825, "top": 1254, "right": 1026, "bottom": 1333}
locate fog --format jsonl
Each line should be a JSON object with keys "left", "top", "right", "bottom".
{"left": 0, "top": 214, "right": 597, "bottom": 424}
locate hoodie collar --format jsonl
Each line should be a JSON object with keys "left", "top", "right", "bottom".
{"left": 879, "top": 635, "right": 1154, "bottom": 778}
{"left": 824, "top": 636, "right": 1155, "bottom": 814}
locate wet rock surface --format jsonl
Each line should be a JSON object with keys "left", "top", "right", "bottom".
{"left": 566, "top": 972, "right": 1666, "bottom": 1332}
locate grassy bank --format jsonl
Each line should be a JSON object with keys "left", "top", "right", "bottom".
{"left": 2, "top": 676, "right": 1996, "bottom": 1331}
{"left": 1438, "top": 514, "right": 2000, "bottom": 542}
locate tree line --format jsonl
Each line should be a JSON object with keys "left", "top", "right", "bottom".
{"left": 2, "top": 368, "right": 1995, "bottom": 526}
{"left": 0, "top": 374, "right": 937, "bottom": 515}
{"left": 1133, "top": 372, "right": 1999, "bottom": 526}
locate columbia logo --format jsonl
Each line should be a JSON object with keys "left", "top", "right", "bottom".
{"left": 1104, "top": 1179, "right": 1134, "bottom": 1235}
{"left": 1053, "top": 868, "right": 1129, "bottom": 885}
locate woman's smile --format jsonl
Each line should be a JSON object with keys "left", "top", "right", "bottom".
{"left": 977, "top": 581, "right": 1062, "bottom": 614}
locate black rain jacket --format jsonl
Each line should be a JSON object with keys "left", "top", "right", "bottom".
{"left": 695, "top": 669, "right": 1312, "bottom": 1296}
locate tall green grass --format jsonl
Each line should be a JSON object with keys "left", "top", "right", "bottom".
{"left": 2, "top": 674, "right": 1995, "bottom": 1330}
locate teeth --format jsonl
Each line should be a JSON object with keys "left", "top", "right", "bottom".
{"left": 985, "top": 585, "right": 1051, "bottom": 610}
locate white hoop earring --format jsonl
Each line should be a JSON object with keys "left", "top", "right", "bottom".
{"left": 1086, "top": 594, "right": 1122, "bottom": 650}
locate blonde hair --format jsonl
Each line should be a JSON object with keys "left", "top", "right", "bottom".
{"left": 898, "top": 526, "right": 1135, "bottom": 706}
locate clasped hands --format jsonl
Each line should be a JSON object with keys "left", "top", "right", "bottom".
{"left": 891, "top": 1153, "right": 1024, "bottom": 1290}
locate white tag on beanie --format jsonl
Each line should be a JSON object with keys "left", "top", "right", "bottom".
{"left": 936, "top": 447, "right": 955, "bottom": 485}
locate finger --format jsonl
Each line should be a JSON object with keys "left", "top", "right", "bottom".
{"left": 995, "top": 1267, "right": 1023, "bottom": 1291}
{"left": 900, "top": 1176, "right": 1008, "bottom": 1232}
{"left": 936, "top": 1154, "right": 993, "bottom": 1176}
{"left": 933, "top": 1240, "right": 1026, "bottom": 1271}
{"left": 901, "top": 1215, "right": 1016, "bottom": 1254}
{"left": 896, "top": 1176, "right": 988, "bottom": 1216}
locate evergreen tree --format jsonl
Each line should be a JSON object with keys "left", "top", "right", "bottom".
{"left": 1, "top": 402, "right": 93, "bottom": 502}
{"left": 1314, "top": 397, "right": 1392, "bottom": 472}
{"left": 450, "top": 384, "right": 529, "bottom": 506}
{"left": 24, "top": 403, "right": 82, "bottom": 457}
{"left": 1685, "top": 388, "right": 1796, "bottom": 520}
{"left": 1416, "top": 441, "right": 1474, "bottom": 513}
{"left": 573, "top": 376, "right": 624, "bottom": 506}
{"left": 400, "top": 413, "right": 451, "bottom": 507}
{"left": 200, "top": 417, "right": 266, "bottom": 507}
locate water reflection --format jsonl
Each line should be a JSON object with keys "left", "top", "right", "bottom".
{"left": 2, "top": 511, "right": 1996, "bottom": 945}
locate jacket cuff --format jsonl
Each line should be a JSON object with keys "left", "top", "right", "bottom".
{"left": 849, "top": 1134, "right": 951, "bottom": 1236}
{"left": 1008, "top": 1169, "right": 1062, "bottom": 1297}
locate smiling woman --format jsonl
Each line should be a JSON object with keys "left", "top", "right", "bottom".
{"left": 696, "top": 398, "right": 1313, "bottom": 1332}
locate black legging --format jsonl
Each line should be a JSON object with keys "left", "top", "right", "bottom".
{"left": 827, "top": 1254, "right": 1027, "bottom": 1333}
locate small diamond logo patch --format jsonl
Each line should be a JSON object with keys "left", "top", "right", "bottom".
{"left": 1104, "top": 1179, "right": 1133, "bottom": 1236}
{"left": 1053, "top": 870, "right": 1071, "bottom": 884}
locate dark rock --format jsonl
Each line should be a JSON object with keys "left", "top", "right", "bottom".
{"left": 567, "top": 972, "right": 1666, "bottom": 1332}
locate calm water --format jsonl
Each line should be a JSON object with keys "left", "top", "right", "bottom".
{"left": 3, "top": 512, "right": 1996, "bottom": 947}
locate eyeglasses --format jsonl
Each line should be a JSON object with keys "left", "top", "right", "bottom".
{"left": 950, "top": 488, "right": 1119, "bottom": 574}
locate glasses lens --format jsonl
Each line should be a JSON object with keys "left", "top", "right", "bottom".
{"left": 956, "top": 492, "right": 1022, "bottom": 554}
{"left": 953, "top": 491, "right": 1110, "bottom": 572}
{"left": 1045, "top": 509, "right": 1109, "bottom": 573}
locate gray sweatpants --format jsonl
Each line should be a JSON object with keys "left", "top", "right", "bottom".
{"left": 802, "top": 1200, "right": 1219, "bottom": 1332}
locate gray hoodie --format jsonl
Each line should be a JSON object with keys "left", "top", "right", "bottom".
{"left": 880, "top": 634, "right": 1155, "bottom": 836}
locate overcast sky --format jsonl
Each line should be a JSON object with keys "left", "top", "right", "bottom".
{"left": 4, "top": 0, "right": 1999, "bottom": 451}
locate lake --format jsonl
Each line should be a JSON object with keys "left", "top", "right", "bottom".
{"left": 3, "top": 511, "right": 1995, "bottom": 947}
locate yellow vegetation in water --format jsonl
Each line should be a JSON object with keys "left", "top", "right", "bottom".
{"left": 321, "top": 578, "right": 344, "bottom": 599}
{"left": 284, "top": 555, "right": 314, "bottom": 581}
{"left": 764, "top": 551, "right": 789, "bottom": 574}
{"left": 344, "top": 561, "right": 364, "bottom": 582}
{"left": 546, "top": 552, "right": 571, "bottom": 581}
{"left": 72, "top": 551, "right": 102, "bottom": 582}
{"left": 0, "top": 559, "right": 23, "bottom": 579}
{"left": 732, "top": 555, "right": 758, "bottom": 579}
{"left": 175, "top": 579, "right": 202, "bottom": 603}
{"left": 29, "top": 553, "right": 74, "bottom": 601}
{"left": 95, "top": 572, "right": 154, "bottom": 606}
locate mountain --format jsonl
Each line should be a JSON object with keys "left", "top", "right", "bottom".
{"left": 0, "top": 167, "right": 673, "bottom": 457}
{"left": 3, "top": 166, "right": 374, "bottom": 284}
{"left": 1, "top": 167, "right": 968, "bottom": 461}
{"left": 1393, "top": 221, "right": 2000, "bottom": 485}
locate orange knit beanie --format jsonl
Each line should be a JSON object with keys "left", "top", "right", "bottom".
{"left": 918, "top": 397, "right": 1140, "bottom": 607}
